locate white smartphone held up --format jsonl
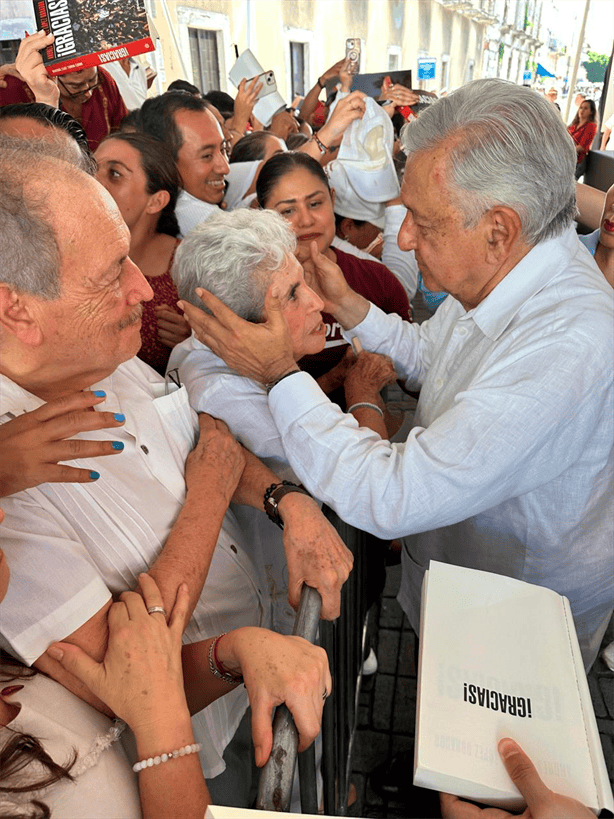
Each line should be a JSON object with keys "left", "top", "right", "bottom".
{"left": 345, "top": 38, "right": 361, "bottom": 75}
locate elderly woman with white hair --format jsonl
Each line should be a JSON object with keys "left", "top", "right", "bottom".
{"left": 169, "top": 208, "right": 395, "bottom": 633}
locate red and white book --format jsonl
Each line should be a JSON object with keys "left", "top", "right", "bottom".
{"left": 32, "top": 0, "right": 154, "bottom": 76}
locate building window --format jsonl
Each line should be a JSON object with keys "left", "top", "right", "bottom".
{"left": 0, "top": 39, "right": 20, "bottom": 64}
{"left": 441, "top": 53, "right": 450, "bottom": 93}
{"left": 387, "top": 45, "right": 402, "bottom": 72}
{"left": 188, "top": 28, "right": 220, "bottom": 92}
{"left": 283, "top": 26, "right": 313, "bottom": 102}
{"left": 290, "top": 41, "right": 306, "bottom": 96}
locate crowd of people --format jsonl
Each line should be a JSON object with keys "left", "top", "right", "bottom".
{"left": 0, "top": 24, "right": 612, "bottom": 819}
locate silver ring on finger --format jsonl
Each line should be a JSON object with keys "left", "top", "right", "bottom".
{"left": 147, "top": 606, "right": 167, "bottom": 617}
{"left": 322, "top": 689, "right": 329, "bottom": 700}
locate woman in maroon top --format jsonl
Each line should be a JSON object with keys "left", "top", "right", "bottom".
{"left": 568, "top": 99, "right": 598, "bottom": 179}
{"left": 256, "top": 152, "right": 410, "bottom": 403}
{"left": 95, "top": 132, "right": 190, "bottom": 374}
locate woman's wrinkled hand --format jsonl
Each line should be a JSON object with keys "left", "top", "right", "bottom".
{"left": 216, "top": 627, "right": 332, "bottom": 767}
{"left": 344, "top": 351, "right": 397, "bottom": 407}
{"left": 46, "top": 574, "right": 191, "bottom": 734}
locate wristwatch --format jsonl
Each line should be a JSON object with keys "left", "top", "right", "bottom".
{"left": 263, "top": 481, "right": 311, "bottom": 529}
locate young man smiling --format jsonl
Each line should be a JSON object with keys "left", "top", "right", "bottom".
{"left": 139, "top": 92, "right": 230, "bottom": 237}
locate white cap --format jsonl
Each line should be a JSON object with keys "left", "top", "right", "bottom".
{"left": 327, "top": 161, "right": 386, "bottom": 228}
{"left": 336, "top": 96, "right": 400, "bottom": 202}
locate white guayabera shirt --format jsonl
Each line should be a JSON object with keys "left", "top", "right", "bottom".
{"left": 268, "top": 226, "right": 614, "bottom": 670}
{"left": 0, "top": 356, "right": 269, "bottom": 779}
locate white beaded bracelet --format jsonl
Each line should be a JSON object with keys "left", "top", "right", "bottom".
{"left": 347, "top": 402, "right": 384, "bottom": 418}
{"left": 132, "top": 742, "right": 202, "bottom": 772}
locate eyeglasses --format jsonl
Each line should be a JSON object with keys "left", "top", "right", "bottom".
{"left": 58, "top": 74, "right": 100, "bottom": 100}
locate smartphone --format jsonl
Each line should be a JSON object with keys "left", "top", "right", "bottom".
{"left": 345, "top": 38, "right": 361, "bottom": 75}
{"left": 252, "top": 70, "right": 278, "bottom": 101}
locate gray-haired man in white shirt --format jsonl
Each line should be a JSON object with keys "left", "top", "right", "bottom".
{"left": 180, "top": 78, "right": 614, "bottom": 673}
{"left": 0, "top": 136, "right": 352, "bottom": 806}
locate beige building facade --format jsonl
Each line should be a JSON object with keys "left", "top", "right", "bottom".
{"left": 144, "top": 0, "right": 488, "bottom": 100}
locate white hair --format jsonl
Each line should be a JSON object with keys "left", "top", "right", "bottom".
{"left": 0, "top": 136, "right": 86, "bottom": 299}
{"left": 401, "top": 78, "right": 577, "bottom": 245}
{"left": 173, "top": 209, "right": 297, "bottom": 321}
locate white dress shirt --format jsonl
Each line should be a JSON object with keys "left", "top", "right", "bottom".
{"left": 331, "top": 235, "right": 377, "bottom": 261}
{"left": 0, "top": 357, "right": 269, "bottom": 778}
{"left": 175, "top": 190, "right": 221, "bottom": 238}
{"left": 267, "top": 226, "right": 614, "bottom": 669}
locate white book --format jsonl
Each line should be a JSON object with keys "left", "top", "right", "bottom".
{"left": 414, "top": 561, "right": 614, "bottom": 813}
{"left": 206, "top": 806, "right": 336, "bottom": 818}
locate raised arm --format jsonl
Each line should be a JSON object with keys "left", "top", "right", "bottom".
{"left": 299, "top": 58, "right": 345, "bottom": 123}
{"left": 225, "top": 76, "right": 263, "bottom": 144}
{"left": 299, "top": 91, "right": 367, "bottom": 164}
{"left": 14, "top": 31, "right": 60, "bottom": 107}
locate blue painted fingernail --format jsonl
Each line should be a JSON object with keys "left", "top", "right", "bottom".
{"left": 113, "top": 413, "right": 125, "bottom": 422}
{"left": 93, "top": 390, "right": 106, "bottom": 397}
{"left": 89, "top": 471, "right": 100, "bottom": 480}
{"left": 112, "top": 441, "right": 124, "bottom": 451}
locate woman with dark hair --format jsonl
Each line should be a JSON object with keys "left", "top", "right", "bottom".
{"left": 95, "top": 132, "right": 190, "bottom": 374}
{"left": 229, "top": 130, "right": 285, "bottom": 164}
{"left": 256, "top": 152, "right": 410, "bottom": 404}
{"left": 568, "top": 99, "right": 598, "bottom": 179}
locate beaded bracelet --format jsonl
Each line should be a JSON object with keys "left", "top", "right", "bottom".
{"left": 208, "top": 633, "right": 244, "bottom": 685}
{"left": 311, "top": 133, "right": 330, "bottom": 154}
{"left": 347, "top": 402, "right": 384, "bottom": 418}
{"left": 133, "top": 743, "right": 202, "bottom": 772}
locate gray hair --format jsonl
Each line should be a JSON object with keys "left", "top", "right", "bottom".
{"left": 173, "top": 209, "right": 297, "bottom": 321}
{"left": 401, "top": 78, "right": 577, "bottom": 245}
{"left": 0, "top": 135, "right": 90, "bottom": 299}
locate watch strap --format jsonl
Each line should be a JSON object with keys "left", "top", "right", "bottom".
{"left": 263, "top": 481, "right": 311, "bottom": 529}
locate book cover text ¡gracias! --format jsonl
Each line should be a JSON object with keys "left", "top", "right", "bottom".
{"left": 33, "top": 0, "right": 154, "bottom": 76}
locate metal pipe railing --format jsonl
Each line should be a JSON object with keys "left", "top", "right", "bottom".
{"left": 256, "top": 510, "right": 383, "bottom": 813}
{"left": 256, "top": 585, "right": 322, "bottom": 812}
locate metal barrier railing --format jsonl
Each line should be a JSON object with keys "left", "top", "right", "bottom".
{"left": 256, "top": 585, "right": 322, "bottom": 812}
{"left": 256, "top": 507, "right": 385, "bottom": 815}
